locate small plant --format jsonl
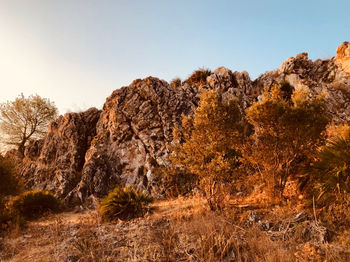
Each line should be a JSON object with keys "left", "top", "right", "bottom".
{"left": 184, "top": 68, "right": 212, "bottom": 86}
{"left": 300, "top": 130, "right": 350, "bottom": 206}
{"left": 8, "top": 190, "right": 61, "bottom": 220}
{"left": 313, "top": 136, "right": 350, "bottom": 198}
{"left": 99, "top": 186, "right": 153, "bottom": 221}
{"left": 169, "top": 77, "right": 182, "bottom": 88}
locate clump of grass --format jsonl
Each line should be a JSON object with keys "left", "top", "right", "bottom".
{"left": 8, "top": 190, "right": 61, "bottom": 220}
{"left": 99, "top": 186, "right": 153, "bottom": 221}
{"left": 184, "top": 68, "right": 212, "bottom": 86}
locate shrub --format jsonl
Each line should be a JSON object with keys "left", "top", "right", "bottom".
{"left": 0, "top": 204, "right": 12, "bottom": 232}
{"left": 99, "top": 186, "right": 153, "bottom": 221}
{"left": 0, "top": 156, "right": 21, "bottom": 199}
{"left": 184, "top": 68, "right": 212, "bottom": 86}
{"left": 280, "top": 80, "right": 295, "bottom": 102}
{"left": 245, "top": 83, "right": 329, "bottom": 197}
{"left": 152, "top": 167, "right": 199, "bottom": 198}
{"left": 302, "top": 132, "right": 350, "bottom": 205}
{"left": 170, "top": 90, "right": 243, "bottom": 210}
{"left": 8, "top": 190, "right": 61, "bottom": 220}
{"left": 169, "top": 78, "right": 182, "bottom": 88}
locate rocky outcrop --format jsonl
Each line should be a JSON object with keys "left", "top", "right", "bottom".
{"left": 21, "top": 42, "right": 350, "bottom": 205}
{"left": 66, "top": 70, "right": 263, "bottom": 204}
{"left": 254, "top": 47, "right": 350, "bottom": 123}
{"left": 21, "top": 108, "right": 101, "bottom": 198}
{"left": 335, "top": 41, "right": 350, "bottom": 74}
{"left": 66, "top": 77, "right": 197, "bottom": 203}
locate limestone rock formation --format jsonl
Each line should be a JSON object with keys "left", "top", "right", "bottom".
{"left": 65, "top": 70, "right": 261, "bottom": 204}
{"left": 21, "top": 108, "right": 101, "bottom": 198}
{"left": 21, "top": 42, "right": 350, "bottom": 205}
{"left": 335, "top": 41, "right": 350, "bottom": 74}
{"left": 66, "top": 77, "right": 198, "bottom": 203}
{"left": 255, "top": 47, "right": 350, "bottom": 123}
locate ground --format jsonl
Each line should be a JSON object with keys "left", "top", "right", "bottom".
{"left": 1, "top": 196, "right": 350, "bottom": 262}
{"left": 0, "top": 197, "right": 207, "bottom": 262}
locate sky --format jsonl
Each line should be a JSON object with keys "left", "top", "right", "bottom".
{"left": 0, "top": 0, "right": 349, "bottom": 114}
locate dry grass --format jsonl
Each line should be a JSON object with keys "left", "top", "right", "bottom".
{"left": 1, "top": 195, "right": 349, "bottom": 261}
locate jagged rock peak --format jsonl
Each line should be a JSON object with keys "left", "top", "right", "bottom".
{"left": 21, "top": 107, "right": 101, "bottom": 198}
{"left": 336, "top": 41, "right": 350, "bottom": 58}
{"left": 336, "top": 41, "right": 350, "bottom": 74}
{"left": 256, "top": 42, "right": 350, "bottom": 123}
{"left": 66, "top": 77, "right": 197, "bottom": 204}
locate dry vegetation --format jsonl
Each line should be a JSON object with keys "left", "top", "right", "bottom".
{"left": 1, "top": 83, "right": 350, "bottom": 261}
{"left": 1, "top": 195, "right": 349, "bottom": 261}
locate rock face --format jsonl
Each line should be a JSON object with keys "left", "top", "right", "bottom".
{"left": 66, "top": 72, "right": 260, "bottom": 203}
{"left": 22, "top": 108, "right": 101, "bottom": 199}
{"left": 66, "top": 77, "right": 197, "bottom": 203}
{"left": 335, "top": 41, "right": 350, "bottom": 74}
{"left": 21, "top": 43, "right": 350, "bottom": 204}
{"left": 255, "top": 49, "right": 350, "bottom": 123}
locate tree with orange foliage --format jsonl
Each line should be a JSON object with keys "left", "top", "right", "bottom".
{"left": 245, "top": 84, "right": 329, "bottom": 197}
{"left": 170, "top": 90, "right": 243, "bottom": 210}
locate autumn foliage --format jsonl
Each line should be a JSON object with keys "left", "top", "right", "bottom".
{"left": 245, "top": 84, "right": 329, "bottom": 197}
{"left": 170, "top": 83, "right": 334, "bottom": 206}
{"left": 170, "top": 90, "right": 243, "bottom": 209}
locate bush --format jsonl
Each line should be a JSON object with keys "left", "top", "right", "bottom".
{"left": 170, "top": 90, "right": 243, "bottom": 210}
{"left": 8, "top": 190, "right": 61, "bottom": 220}
{"left": 152, "top": 167, "right": 199, "bottom": 198}
{"left": 245, "top": 83, "right": 329, "bottom": 197}
{"left": 99, "top": 186, "right": 153, "bottom": 221}
{"left": 0, "top": 204, "right": 12, "bottom": 232}
{"left": 302, "top": 132, "right": 350, "bottom": 206}
{"left": 169, "top": 78, "right": 182, "bottom": 88}
{"left": 184, "top": 68, "right": 212, "bottom": 86}
{"left": 0, "top": 156, "right": 21, "bottom": 199}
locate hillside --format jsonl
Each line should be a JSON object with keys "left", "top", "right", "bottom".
{"left": 19, "top": 42, "right": 350, "bottom": 205}
{"left": 1, "top": 42, "right": 350, "bottom": 262}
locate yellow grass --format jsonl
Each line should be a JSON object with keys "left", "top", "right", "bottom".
{"left": 1, "top": 195, "right": 349, "bottom": 261}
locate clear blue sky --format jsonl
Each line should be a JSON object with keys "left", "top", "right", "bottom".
{"left": 1, "top": 0, "right": 349, "bottom": 113}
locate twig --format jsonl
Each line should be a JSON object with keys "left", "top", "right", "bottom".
{"left": 313, "top": 196, "right": 318, "bottom": 226}
{"left": 220, "top": 218, "right": 246, "bottom": 232}
{"left": 283, "top": 220, "right": 291, "bottom": 241}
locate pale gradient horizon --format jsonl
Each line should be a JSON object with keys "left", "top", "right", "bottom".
{"left": 1, "top": 0, "right": 349, "bottom": 114}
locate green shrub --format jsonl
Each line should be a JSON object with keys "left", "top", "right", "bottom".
{"left": 8, "top": 190, "right": 61, "bottom": 220}
{"left": 99, "top": 186, "right": 153, "bottom": 221}
{"left": 184, "top": 68, "right": 212, "bottom": 86}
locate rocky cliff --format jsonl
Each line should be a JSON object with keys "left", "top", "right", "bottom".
{"left": 21, "top": 42, "right": 350, "bottom": 205}
{"left": 22, "top": 108, "right": 101, "bottom": 200}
